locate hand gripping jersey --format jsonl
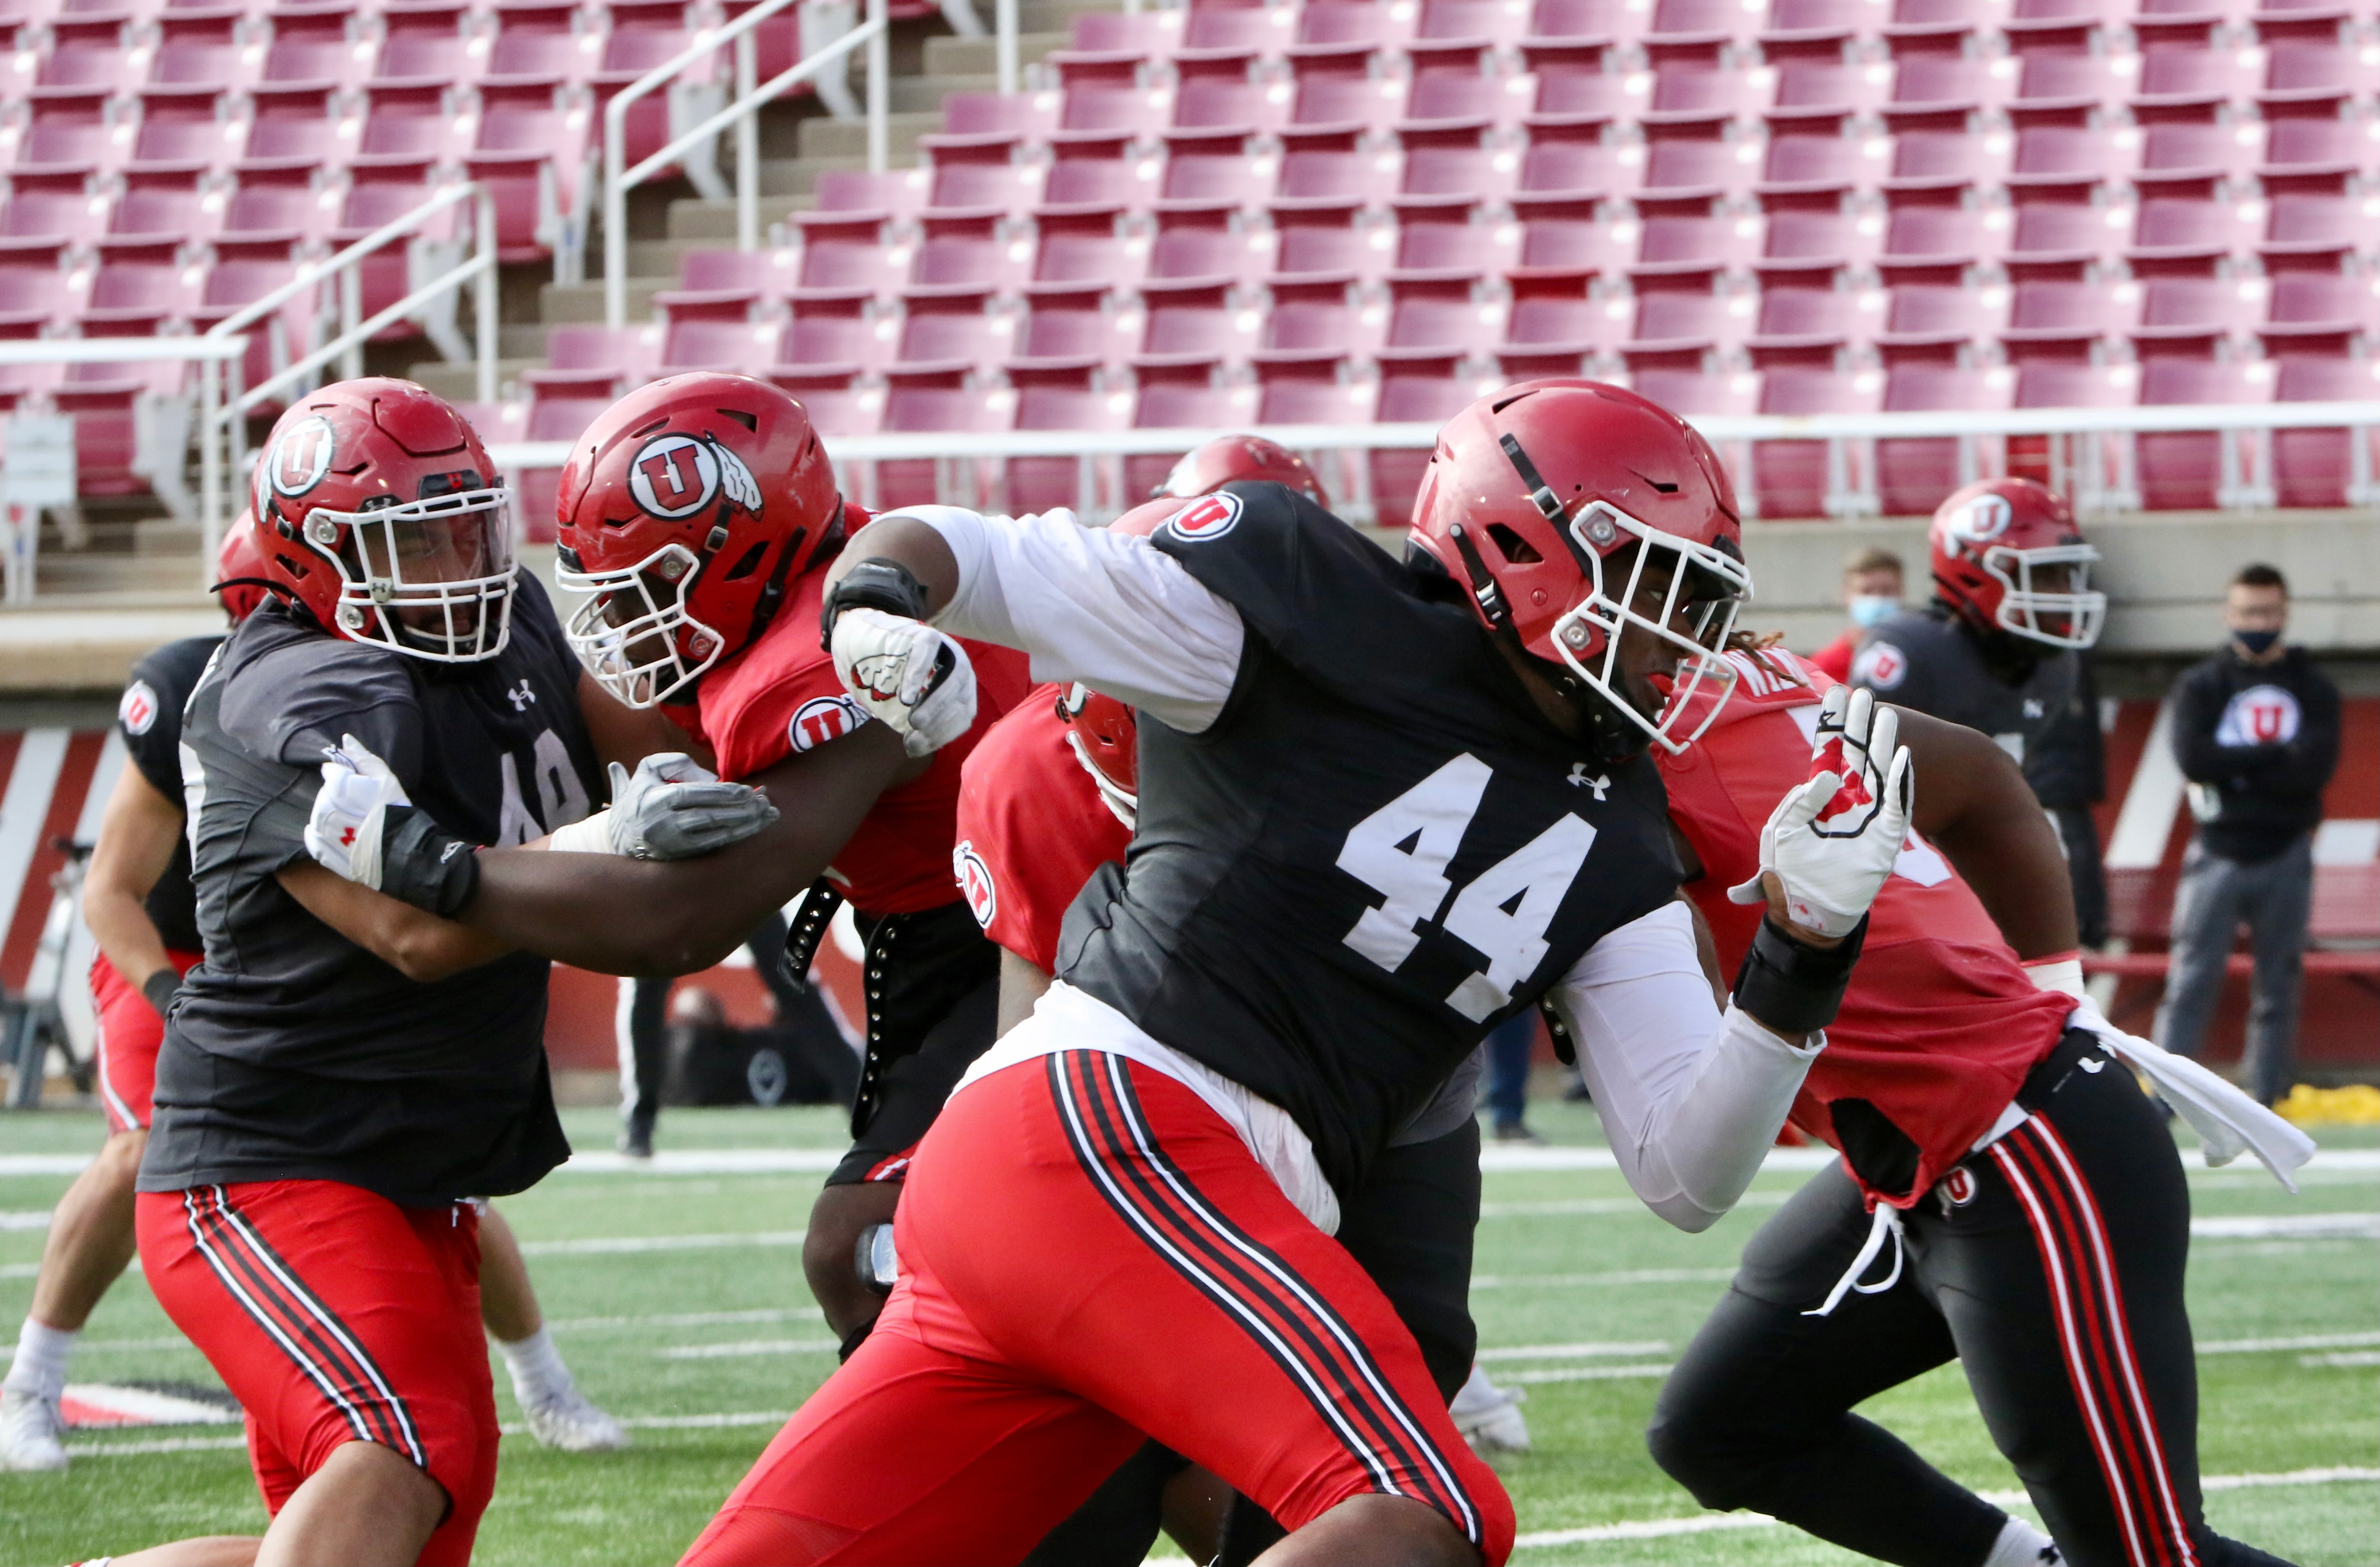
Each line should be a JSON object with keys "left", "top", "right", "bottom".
{"left": 684, "top": 545, "right": 1033, "bottom": 917}
{"left": 144, "top": 575, "right": 595, "bottom": 1207}
{"left": 1058, "top": 486, "right": 1682, "bottom": 1196}
{"left": 1662, "top": 649, "right": 2074, "bottom": 1206}
{"left": 116, "top": 635, "right": 225, "bottom": 951}
{"left": 1850, "top": 607, "right": 2076, "bottom": 769}
{"left": 952, "top": 687, "right": 1131, "bottom": 975}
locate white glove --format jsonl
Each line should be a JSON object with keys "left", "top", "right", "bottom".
{"left": 306, "top": 735, "right": 413, "bottom": 890}
{"left": 1728, "top": 685, "right": 1914, "bottom": 940}
{"left": 547, "top": 753, "right": 779, "bottom": 860}
{"left": 828, "top": 606, "right": 978, "bottom": 758}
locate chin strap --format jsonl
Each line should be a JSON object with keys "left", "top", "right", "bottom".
{"left": 1447, "top": 524, "right": 1512, "bottom": 630}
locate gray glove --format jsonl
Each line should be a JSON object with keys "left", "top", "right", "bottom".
{"left": 550, "top": 753, "right": 778, "bottom": 860}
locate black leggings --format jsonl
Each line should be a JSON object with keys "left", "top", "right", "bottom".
{"left": 1650, "top": 1033, "right": 2294, "bottom": 1567}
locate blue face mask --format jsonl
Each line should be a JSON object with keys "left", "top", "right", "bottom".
{"left": 2233, "top": 628, "right": 2281, "bottom": 657}
{"left": 1848, "top": 594, "right": 1898, "bottom": 630}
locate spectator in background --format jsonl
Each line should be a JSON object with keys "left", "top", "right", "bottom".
{"left": 1480, "top": 1011, "right": 1542, "bottom": 1145}
{"left": 2026, "top": 651, "right": 2111, "bottom": 949}
{"left": 1809, "top": 546, "right": 1904, "bottom": 681}
{"left": 2156, "top": 564, "right": 2341, "bottom": 1106}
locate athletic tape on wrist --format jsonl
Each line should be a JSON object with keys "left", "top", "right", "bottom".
{"left": 141, "top": 968, "right": 179, "bottom": 1020}
{"left": 379, "top": 807, "right": 482, "bottom": 918}
{"left": 819, "top": 559, "right": 932, "bottom": 649}
{"left": 1732, "top": 913, "right": 1868, "bottom": 1036}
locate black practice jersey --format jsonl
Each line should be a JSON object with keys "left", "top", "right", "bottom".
{"left": 115, "top": 636, "right": 223, "bottom": 953}
{"left": 142, "top": 574, "right": 598, "bottom": 1207}
{"left": 1850, "top": 606, "right": 2076, "bottom": 769}
{"left": 1057, "top": 484, "right": 1681, "bottom": 1196}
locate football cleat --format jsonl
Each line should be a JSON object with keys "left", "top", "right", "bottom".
{"left": 519, "top": 1384, "right": 629, "bottom": 1453}
{"left": 1449, "top": 1364, "right": 1531, "bottom": 1454}
{"left": 0, "top": 1388, "right": 69, "bottom": 1472}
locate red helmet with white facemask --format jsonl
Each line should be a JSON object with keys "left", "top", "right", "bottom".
{"left": 1054, "top": 496, "right": 1185, "bottom": 828}
{"left": 1407, "top": 379, "right": 1752, "bottom": 755}
{"left": 554, "top": 373, "right": 841, "bottom": 707}
{"left": 250, "top": 379, "right": 515, "bottom": 661}
{"left": 211, "top": 508, "right": 274, "bottom": 625}
{"left": 1929, "top": 478, "right": 2105, "bottom": 651}
{"left": 1156, "top": 434, "right": 1329, "bottom": 510}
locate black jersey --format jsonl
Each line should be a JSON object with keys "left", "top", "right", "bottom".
{"left": 142, "top": 574, "right": 598, "bottom": 1207}
{"left": 1849, "top": 606, "right": 2076, "bottom": 769}
{"left": 115, "top": 635, "right": 223, "bottom": 953}
{"left": 1056, "top": 484, "right": 1680, "bottom": 1196}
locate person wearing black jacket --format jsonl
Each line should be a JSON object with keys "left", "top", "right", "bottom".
{"left": 2155, "top": 564, "right": 2341, "bottom": 1105}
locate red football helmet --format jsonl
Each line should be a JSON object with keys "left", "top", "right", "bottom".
{"left": 250, "top": 379, "right": 515, "bottom": 661}
{"left": 1408, "top": 379, "right": 1752, "bottom": 753}
{"left": 1930, "top": 478, "right": 2105, "bottom": 650}
{"left": 210, "top": 509, "right": 274, "bottom": 625}
{"left": 1156, "top": 434, "right": 1329, "bottom": 510}
{"left": 554, "top": 373, "right": 841, "bottom": 707}
{"left": 1052, "top": 498, "right": 1178, "bottom": 826}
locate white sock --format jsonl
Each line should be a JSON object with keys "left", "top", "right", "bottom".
{"left": 2, "top": 1318, "right": 77, "bottom": 1403}
{"left": 497, "top": 1326, "right": 574, "bottom": 1407}
{"left": 1982, "top": 1515, "right": 2059, "bottom": 1567}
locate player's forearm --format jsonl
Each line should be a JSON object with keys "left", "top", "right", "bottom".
{"left": 1897, "top": 708, "right": 2077, "bottom": 959}
{"left": 82, "top": 884, "right": 174, "bottom": 990}
{"left": 826, "top": 513, "right": 960, "bottom": 618}
{"left": 1614, "top": 1008, "right": 1821, "bottom": 1234}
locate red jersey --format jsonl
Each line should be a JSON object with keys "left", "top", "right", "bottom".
{"left": 1660, "top": 649, "right": 2074, "bottom": 1208}
{"left": 1808, "top": 629, "right": 1857, "bottom": 683}
{"left": 951, "top": 687, "right": 1132, "bottom": 973}
{"left": 687, "top": 560, "right": 1033, "bottom": 915}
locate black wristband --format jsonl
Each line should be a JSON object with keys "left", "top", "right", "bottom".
{"left": 819, "top": 559, "right": 932, "bottom": 651}
{"left": 1731, "top": 913, "right": 1869, "bottom": 1037}
{"left": 377, "top": 806, "right": 482, "bottom": 919}
{"left": 141, "top": 967, "right": 180, "bottom": 1020}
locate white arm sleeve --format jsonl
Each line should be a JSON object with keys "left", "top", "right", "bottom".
{"left": 1549, "top": 901, "right": 1825, "bottom": 1233}
{"left": 890, "top": 505, "right": 1244, "bottom": 734}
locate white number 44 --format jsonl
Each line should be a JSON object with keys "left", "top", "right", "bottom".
{"left": 1335, "top": 754, "right": 1598, "bottom": 1023}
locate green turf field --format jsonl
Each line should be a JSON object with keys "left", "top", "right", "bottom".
{"left": 2, "top": 1102, "right": 2374, "bottom": 1566}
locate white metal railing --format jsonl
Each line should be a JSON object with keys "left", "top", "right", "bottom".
{"left": 603, "top": 0, "right": 889, "bottom": 328}
{"left": 198, "top": 184, "right": 500, "bottom": 573}
{"left": 481, "top": 398, "right": 2380, "bottom": 525}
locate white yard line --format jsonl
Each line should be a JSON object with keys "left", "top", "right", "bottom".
{"left": 1501, "top": 1363, "right": 1675, "bottom": 1384}
{"left": 2200, "top": 1330, "right": 2380, "bottom": 1354}
{"left": 1471, "top": 1268, "right": 1736, "bottom": 1290}
{"left": 656, "top": 1339, "right": 841, "bottom": 1360}
{"left": 1512, "top": 1468, "right": 2380, "bottom": 1548}
{"left": 1477, "top": 1342, "right": 1670, "bottom": 1362}
{"left": 2191, "top": 1213, "right": 2380, "bottom": 1240}
{"left": 518, "top": 1230, "right": 806, "bottom": 1256}
{"left": 2302, "top": 1351, "right": 2380, "bottom": 1367}
{"left": 1479, "top": 1195, "right": 1787, "bottom": 1218}
{"left": 546, "top": 1307, "right": 816, "bottom": 1333}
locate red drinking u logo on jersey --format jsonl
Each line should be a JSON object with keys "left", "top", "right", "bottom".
{"left": 788, "top": 695, "right": 868, "bottom": 753}
{"left": 953, "top": 843, "right": 997, "bottom": 929}
{"left": 1166, "top": 492, "right": 1243, "bottom": 542}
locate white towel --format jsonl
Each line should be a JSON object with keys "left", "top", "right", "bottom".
{"left": 2063, "top": 996, "right": 2317, "bottom": 1194}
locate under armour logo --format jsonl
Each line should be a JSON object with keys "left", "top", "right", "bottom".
{"left": 507, "top": 681, "right": 536, "bottom": 712}
{"left": 2078, "top": 1055, "right": 2106, "bottom": 1074}
{"left": 1567, "top": 764, "right": 1611, "bottom": 800}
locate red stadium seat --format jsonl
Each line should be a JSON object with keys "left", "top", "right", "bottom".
{"left": 82, "top": 260, "right": 198, "bottom": 335}
{"left": 1876, "top": 280, "right": 2002, "bottom": 361}
{"left": 773, "top": 303, "right": 885, "bottom": 382}
{"left": 658, "top": 316, "right": 782, "bottom": 377}
{"left": 2271, "top": 355, "right": 2380, "bottom": 507}
{"left": 1498, "top": 285, "right": 1615, "bottom": 377}
{"left": 1622, "top": 284, "right": 1744, "bottom": 366}
{"left": 1371, "top": 366, "right": 1480, "bottom": 527}
{"left": 890, "top": 297, "right": 1007, "bottom": 379}
{"left": 2000, "top": 277, "right": 2135, "bottom": 359}
{"left": 2136, "top": 358, "right": 2269, "bottom": 510}
{"left": 2260, "top": 191, "right": 2372, "bottom": 270}
{"left": 1524, "top": 64, "right": 1635, "bottom": 136}
{"left": 1747, "top": 283, "right": 1865, "bottom": 366}
{"left": 1877, "top": 361, "right": 2012, "bottom": 514}
{"left": 654, "top": 248, "right": 800, "bottom": 319}
{"left": 524, "top": 323, "right": 660, "bottom": 396}
{"left": 1752, "top": 366, "right": 1879, "bottom": 519}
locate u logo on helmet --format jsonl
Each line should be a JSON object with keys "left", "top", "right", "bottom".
{"left": 1166, "top": 492, "right": 1242, "bottom": 542}
{"left": 953, "top": 842, "right": 997, "bottom": 929}
{"left": 268, "top": 416, "right": 337, "bottom": 498}
{"left": 1949, "top": 494, "right": 2012, "bottom": 543}
{"left": 789, "top": 694, "right": 868, "bottom": 753}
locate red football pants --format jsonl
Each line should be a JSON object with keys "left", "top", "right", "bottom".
{"left": 90, "top": 948, "right": 200, "bottom": 1134}
{"left": 135, "top": 1180, "right": 498, "bottom": 1567}
{"left": 684, "top": 1051, "right": 1513, "bottom": 1567}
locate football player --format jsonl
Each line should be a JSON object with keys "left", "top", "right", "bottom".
{"left": 0, "top": 522, "right": 625, "bottom": 1476}
{"left": 1649, "top": 642, "right": 2308, "bottom": 1567}
{"left": 957, "top": 470, "right": 1509, "bottom": 1567}
{"left": 121, "top": 380, "right": 771, "bottom": 1567}
{"left": 1849, "top": 478, "right": 2104, "bottom": 780}
{"left": 664, "top": 379, "right": 1919, "bottom": 1566}
{"left": 299, "top": 373, "right": 1034, "bottom": 1351}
